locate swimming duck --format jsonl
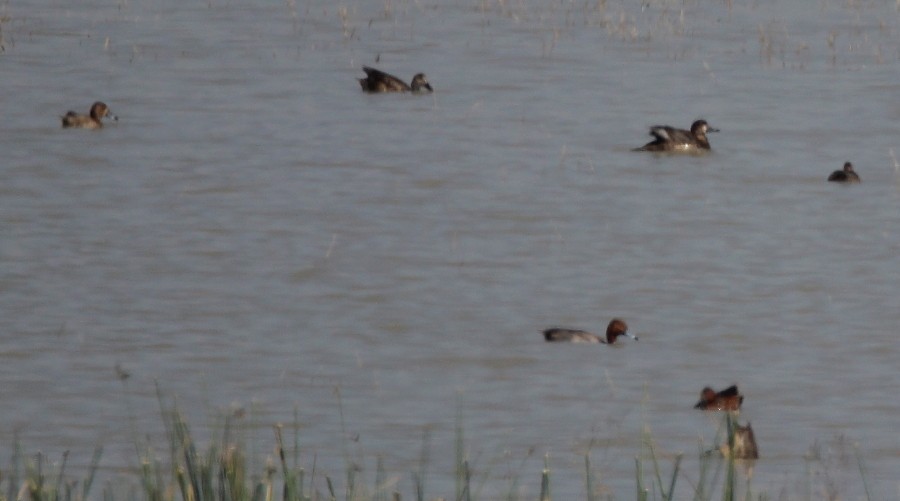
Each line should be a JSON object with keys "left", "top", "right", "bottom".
{"left": 543, "top": 318, "right": 638, "bottom": 344}
{"left": 61, "top": 101, "right": 117, "bottom": 129}
{"left": 827, "top": 162, "right": 860, "bottom": 183}
{"left": 634, "top": 119, "right": 718, "bottom": 152}
{"left": 694, "top": 385, "right": 744, "bottom": 411}
{"left": 720, "top": 420, "right": 759, "bottom": 460}
{"left": 358, "top": 66, "right": 433, "bottom": 93}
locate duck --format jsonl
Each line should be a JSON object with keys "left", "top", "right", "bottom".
{"left": 694, "top": 385, "right": 744, "bottom": 411}
{"left": 61, "top": 101, "right": 118, "bottom": 129}
{"left": 633, "top": 119, "right": 718, "bottom": 152}
{"left": 358, "top": 66, "right": 433, "bottom": 93}
{"left": 720, "top": 420, "right": 759, "bottom": 460}
{"left": 827, "top": 162, "right": 860, "bottom": 183}
{"left": 543, "top": 318, "right": 638, "bottom": 344}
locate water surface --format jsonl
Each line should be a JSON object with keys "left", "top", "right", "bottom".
{"left": 2, "top": 0, "right": 900, "bottom": 498}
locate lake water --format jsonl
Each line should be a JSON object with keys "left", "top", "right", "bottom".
{"left": 2, "top": 0, "right": 900, "bottom": 498}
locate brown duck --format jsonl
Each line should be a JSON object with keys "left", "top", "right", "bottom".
{"left": 358, "top": 66, "right": 433, "bottom": 93}
{"left": 634, "top": 119, "right": 718, "bottom": 152}
{"left": 827, "top": 162, "right": 860, "bottom": 183}
{"left": 694, "top": 385, "right": 744, "bottom": 411}
{"left": 61, "top": 101, "right": 117, "bottom": 129}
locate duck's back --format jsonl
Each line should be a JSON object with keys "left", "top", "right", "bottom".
{"left": 543, "top": 328, "right": 601, "bottom": 343}
{"left": 637, "top": 126, "right": 703, "bottom": 151}
{"left": 61, "top": 112, "right": 99, "bottom": 129}
{"left": 359, "top": 67, "right": 411, "bottom": 93}
{"left": 828, "top": 170, "right": 860, "bottom": 183}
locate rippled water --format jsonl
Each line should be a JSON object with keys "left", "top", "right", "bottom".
{"left": 2, "top": 0, "right": 900, "bottom": 498}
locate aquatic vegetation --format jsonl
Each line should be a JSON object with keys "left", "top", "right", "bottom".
{"left": 0, "top": 398, "right": 877, "bottom": 501}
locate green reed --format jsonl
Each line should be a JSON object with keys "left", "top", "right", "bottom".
{"left": 0, "top": 404, "right": 878, "bottom": 501}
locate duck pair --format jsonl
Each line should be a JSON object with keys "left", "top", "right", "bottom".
{"left": 546, "top": 324, "right": 756, "bottom": 457}
{"left": 634, "top": 120, "right": 862, "bottom": 183}
{"left": 546, "top": 327, "right": 745, "bottom": 409}
{"left": 357, "top": 69, "right": 719, "bottom": 154}
{"left": 695, "top": 386, "right": 758, "bottom": 459}
{"left": 59, "top": 66, "right": 433, "bottom": 129}
{"left": 357, "top": 67, "right": 712, "bottom": 152}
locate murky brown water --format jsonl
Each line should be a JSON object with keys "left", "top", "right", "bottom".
{"left": 2, "top": 0, "right": 900, "bottom": 498}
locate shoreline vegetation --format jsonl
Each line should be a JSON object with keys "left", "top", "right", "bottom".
{"left": 1, "top": 389, "right": 875, "bottom": 501}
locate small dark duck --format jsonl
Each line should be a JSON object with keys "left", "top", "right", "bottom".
{"left": 694, "top": 385, "right": 744, "bottom": 411}
{"left": 827, "top": 162, "right": 860, "bottom": 183}
{"left": 61, "top": 101, "right": 118, "bottom": 129}
{"left": 358, "top": 66, "right": 433, "bottom": 93}
{"left": 634, "top": 119, "right": 718, "bottom": 152}
{"left": 543, "top": 318, "right": 638, "bottom": 344}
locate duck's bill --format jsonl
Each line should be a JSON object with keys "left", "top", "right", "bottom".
{"left": 708, "top": 127, "right": 720, "bottom": 132}
{"left": 624, "top": 332, "right": 639, "bottom": 341}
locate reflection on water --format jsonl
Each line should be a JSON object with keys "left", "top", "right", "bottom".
{"left": 1, "top": 0, "right": 899, "bottom": 498}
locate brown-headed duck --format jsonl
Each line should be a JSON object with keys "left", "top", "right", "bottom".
{"left": 543, "top": 318, "right": 638, "bottom": 344}
{"left": 61, "top": 102, "right": 117, "bottom": 129}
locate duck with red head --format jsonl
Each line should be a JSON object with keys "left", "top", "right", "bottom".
{"left": 694, "top": 385, "right": 744, "bottom": 411}
{"left": 543, "top": 318, "right": 638, "bottom": 344}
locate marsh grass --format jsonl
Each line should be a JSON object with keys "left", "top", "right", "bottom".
{"left": 1, "top": 408, "right": 878, "bottom": 501}
{"left": 0, "top": 441, "right": 103, "bottom": 501}
{"left": 802, "top": 434, "right": 876, "bottom": 501}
